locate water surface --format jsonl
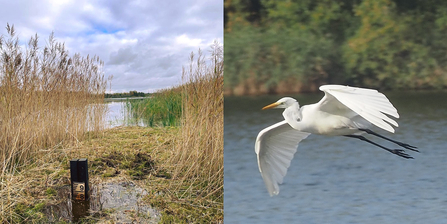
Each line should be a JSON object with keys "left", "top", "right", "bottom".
{"left": 105, "top": 99, "right": 151, "bottom": 127}
{"left": 106, "top": 101, "right": 127, "bottom": 128}
{"left": 224, "top": 91, "right": 447, "bottom": 223}
{"left": 44, "top": 182, "right": 160, "bottom": 223}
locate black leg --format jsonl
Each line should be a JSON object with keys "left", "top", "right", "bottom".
{"left": 345, "top": 135, "right": 414, "bottom": 159}
{"left": 359, "top": 129, "right": 419, "bottom": 152}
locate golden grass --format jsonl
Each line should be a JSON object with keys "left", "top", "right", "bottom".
{"left": 170, "top": 41, "right": 223, "bottom": 200}
{"left": 0, "top": 24, "right": 108, "bottom": 221}
{"left": 0, "top": 125, "right": 222, "bottom": 223}
{"left": 145, "top": 41, "right": 223, "bottom": 223}
{"left": 0, "top": 126, "right": 173, "bottom": 223}
{"left": 0, "top": 24, "right": 223, "bottom": 222}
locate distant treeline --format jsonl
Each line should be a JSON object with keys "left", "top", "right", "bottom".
{"left": 105, "top": 91, "right": 151, "bottom": 98}
{"left": 225, "top": 0, "right": 447, "bottom": 95}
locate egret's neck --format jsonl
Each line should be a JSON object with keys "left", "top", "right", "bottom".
{"left": 282, "top": 102, "right": 304, "bottom": 131}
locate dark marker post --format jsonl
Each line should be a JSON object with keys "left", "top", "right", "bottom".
{"left": 70, "top": 159, "right": 89, "bottom": 200}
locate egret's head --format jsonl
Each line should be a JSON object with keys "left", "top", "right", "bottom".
{"left": 262, "top": 97, "right": 298, "bottom": 110}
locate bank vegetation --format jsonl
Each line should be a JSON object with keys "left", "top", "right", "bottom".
{"left": 225, "top": 0, "right": 447, "bottom": 95}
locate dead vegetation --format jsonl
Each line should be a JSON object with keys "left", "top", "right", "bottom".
{"left": 155, "top": 41, "right": 224, "bottom": 222}
{"left": 0, "top": 24, "right": 108, "bottom": 222}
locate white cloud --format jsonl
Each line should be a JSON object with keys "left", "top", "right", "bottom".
{"left": 175, "top": 34, "right": 204, "bottom": 47}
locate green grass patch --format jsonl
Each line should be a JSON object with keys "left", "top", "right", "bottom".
{"left": 45, "top": 188, "right": 57, "bottom": 197}
{"left": 12, "top": 202, "right": 47, "bottom": 223}
{"left": 124, "top": 90, "right": 181, "bottom": 127}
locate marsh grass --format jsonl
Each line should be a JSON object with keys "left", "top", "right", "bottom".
{"left": 113, "top": 42, "right": 223, "bottom": 222}
{"left": 124, "top": 89, "right": 182, "bottom": 127}
{"left": 123, "top": 42, "right": 224, "bottom": 222}
{"left": 0, "top": 33, "right": 223, "bottom": 223}
{"left": 0, "top": 24, "right": 108, "bottom": 222}
{"left": 170, "top": 41, "right": 223, "bottom": 204}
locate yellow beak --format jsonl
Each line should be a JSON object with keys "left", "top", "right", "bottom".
{"left": 262, "top": 102, "right": 281, "bottom": 110}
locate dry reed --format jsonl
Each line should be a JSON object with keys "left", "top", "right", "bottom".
{"left": 169, "top": 40, "right": 223, "bottom": 202}
{"left": 0, "top": 24, "right": 108, "bottom": 221}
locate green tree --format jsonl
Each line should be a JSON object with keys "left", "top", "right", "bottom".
{"left": 224, "top": 0, "right": 447, "bottom": 94}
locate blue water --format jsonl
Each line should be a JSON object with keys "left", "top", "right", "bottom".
{"left": 224, "top": 91, "right": 447, "bottom": 224}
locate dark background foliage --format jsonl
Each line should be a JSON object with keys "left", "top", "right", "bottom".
{"left": 225, "top": 0, "right": 447, "bottom": 94}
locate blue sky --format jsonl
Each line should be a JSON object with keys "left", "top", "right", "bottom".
{"left": 0, "top": 0, "right": 223, "bottom": 93}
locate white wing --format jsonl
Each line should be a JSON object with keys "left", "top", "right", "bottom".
{"left": 255, "top": 120, "right": 311, "bottom": 196}
{"left": 318, "top": 85, "right": 399, "bottom": 133}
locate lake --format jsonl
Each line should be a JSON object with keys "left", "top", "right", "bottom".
{"left": 224, "top": 91, "right": 447, "bottom": 223}
{"left": 105, "top": 101, "right": 127, "bottom": 128}
{"left": 105, "top": 99, "right": 145, "bottom": 127}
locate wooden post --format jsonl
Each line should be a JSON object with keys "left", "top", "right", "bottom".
{"left": 70, "top": 159, "right": 89, "bottom": 200}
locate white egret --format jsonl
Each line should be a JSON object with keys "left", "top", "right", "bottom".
{"left": 255, "top": 84, "right": 418, "bottom": 196}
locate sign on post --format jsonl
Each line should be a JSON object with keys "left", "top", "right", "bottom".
{"left": 70, "top": 159, "right": 89, "bottom": 200}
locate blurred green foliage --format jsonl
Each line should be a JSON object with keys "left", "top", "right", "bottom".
{"left": 225, "top": 0, "right": 447, "bottom": 92}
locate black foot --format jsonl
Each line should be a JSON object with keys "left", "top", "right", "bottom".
{"left": 389, "top": 149, "right": 413, "bottom": 159}
{"left": 396, "top": 142, "right": 419, "bottom": 152}
{"left": 359, "top": 129, "right": 419, "bottom": 153}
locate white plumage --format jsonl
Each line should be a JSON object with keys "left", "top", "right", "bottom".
{"left": 255, "top": 85, "right": 417, "bottom": 196}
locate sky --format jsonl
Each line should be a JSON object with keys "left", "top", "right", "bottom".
{"left": 0, "top": 0, "right": 223, "bottom": 93}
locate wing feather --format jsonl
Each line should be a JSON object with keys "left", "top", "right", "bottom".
{"left": 255, "top": 121, "right": 311, "bottom": 196}
{"left": 318, "top": 85, "right": 399, "bottom": 133}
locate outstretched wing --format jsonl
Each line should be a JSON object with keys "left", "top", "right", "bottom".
{"left": 317, "top": 85, "right": 399, "bottom": 133}
{"left": 255, "top": 120, "right": 311, "bottom": 196}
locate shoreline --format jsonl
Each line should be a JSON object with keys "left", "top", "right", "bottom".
{"left": 5, "top": 126, "right": 222, "bottom": 223}
{"left": 104, "top": 96, "right": 152, "bottom": 102}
